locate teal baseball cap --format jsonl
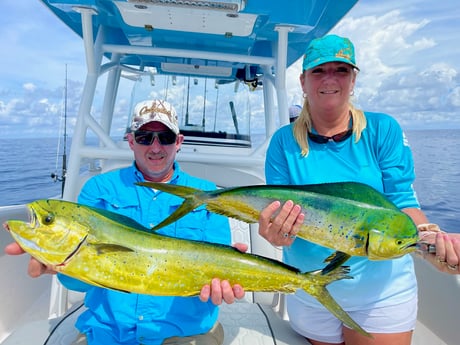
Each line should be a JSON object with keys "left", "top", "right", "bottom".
{"left": 302, "top": 34, "right": 359, "bottom": 71}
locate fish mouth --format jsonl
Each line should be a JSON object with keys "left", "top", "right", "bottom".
{"left": 3, "top": 222, "right": 10, "bottom": 232}
{"left": 406, "top": 242, "right": 418, "bottom": 249}
{"left": 401, "top": 239, "right": 419, "bottom": 253}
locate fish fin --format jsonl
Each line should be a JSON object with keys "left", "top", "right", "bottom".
{"left": 321, "top": 251, "right": 351, "bottom": 275}
{"left": 306, "top": 266, "right": 370, "bottom": 338}
{"left": 136, "top": 182, "right": 208, "bottom": 231}
{"left": 136, "top": 182, "right": 202, "bottom": 198}
{"left": 87, "top": 206, "right": 151, "bottom": 232}
{"left": 151, "top": 199, "right": 204, "bottom": 231}
{"left": 206, "top": 204, "right": 260, "bottom": 224}
{"left": 90, "top": 243, "right": 135, "bottom": 254}
{"left": 290, "top": 182, "right": 399, "bottom": 210}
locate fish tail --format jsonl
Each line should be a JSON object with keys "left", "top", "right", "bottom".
{"left": 137, "top": 182, "right": 202, "bottom": 198}
{"left": 153, "top": 199, "right": 204, "bottom": 230}
{"left": 136, "top": 182, "right": 209, "bottom": 230}
{"left": 303, "top": 266, "right": 371, "bottom": 338}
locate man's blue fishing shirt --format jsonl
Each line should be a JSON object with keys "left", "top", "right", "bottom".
{"left": 58, "top": 161, "right": 231, "bottom": 345}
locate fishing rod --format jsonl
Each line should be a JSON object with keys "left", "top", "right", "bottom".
{"left": 51, "top": 65, "right": 68, "bottom": 197}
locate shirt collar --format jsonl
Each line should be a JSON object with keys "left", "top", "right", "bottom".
{"left": 132, "top": 161, "right": 181, "bottom": 184}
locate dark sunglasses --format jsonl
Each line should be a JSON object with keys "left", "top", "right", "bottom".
{"left": 308, "top": 129, "right": 352, "bottom": 144}
{"left": 133, "top": 130, "right": 177, "bottom": 146}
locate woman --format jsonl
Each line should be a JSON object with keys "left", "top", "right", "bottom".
{"left": 258, "top": 34, "right": 459, "bottom": 345}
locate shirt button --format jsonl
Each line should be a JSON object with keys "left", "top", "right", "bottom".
{"left": 138, "top": 315, "right": 144, "bottom": 320}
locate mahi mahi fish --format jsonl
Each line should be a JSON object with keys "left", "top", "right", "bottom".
{"left": 138, "top": 181, "right": 419, "bottom": 269}
{"left": 3, "top": 199, "right": 369, "bottom": 337}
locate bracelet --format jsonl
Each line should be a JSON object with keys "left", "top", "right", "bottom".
{"left": 417, "top": 223, "right": 442, "bottom": 232}
{"left": 417, "top": 223, "right": 445, "bottom": 242}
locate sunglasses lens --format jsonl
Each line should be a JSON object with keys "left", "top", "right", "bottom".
{"left": 308, "top": 133, "right": 329, "bottom": 144}
{"left": 134, "top": 131, "right": 154, "bottom": 145}
{"left": 157, "top": 131, "right": 177, "bottom": 145}
{"left": 332, "top": 131, "right": 351, "bottom": 141}
{"left": 134, "top": 131, "right": 177, "bottom": 145}
{"left": 308, "top": 129, "right": 352, "bottom": 144}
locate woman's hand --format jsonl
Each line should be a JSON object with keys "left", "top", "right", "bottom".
{"left": 258, "top": 200, "right": 304, "bottom": 246}
{"left": 418, "top": 232, "right": 460, "bottom": 274}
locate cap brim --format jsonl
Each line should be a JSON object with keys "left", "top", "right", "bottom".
{"left": 137, "top": 119, "right": 180, "bottom": 134}
{"left": 304, "top": 57, "right": 359, "bottom": 71}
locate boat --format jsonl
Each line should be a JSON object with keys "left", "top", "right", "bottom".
{"left": 1, "top": 1, "right": 459, "bottom": 344}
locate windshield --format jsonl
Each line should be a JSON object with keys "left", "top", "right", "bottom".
{"left": 125, "top": 71, "right": 261, "bottom": 147}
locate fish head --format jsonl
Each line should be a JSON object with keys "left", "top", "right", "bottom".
{"left": 366, "top": 213, "right": 419, "bottom": 260}
{"left": 3, "top": 199, "right": 89, "bottom": 267}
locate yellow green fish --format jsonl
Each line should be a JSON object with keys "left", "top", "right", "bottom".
{"left": 138, "top": 181, "right": 419, "bottom": 269}
{"left": 3, "top": 199, "right": 369, "bottom": 337}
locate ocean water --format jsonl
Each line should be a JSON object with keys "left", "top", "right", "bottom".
{"left": 407, "top": 129, "right": 460, "bottom": 233}
{"left": 0, "top": 137, "right": 64, "bottom": 206}
{"left": 0, "top": 130, "right": 458, "bottom": 232}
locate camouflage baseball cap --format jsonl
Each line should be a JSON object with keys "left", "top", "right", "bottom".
{"left": 130, "top": 99, "right": 179, "bottom": 134}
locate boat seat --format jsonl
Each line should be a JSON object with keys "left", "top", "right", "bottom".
{"left": 1, "top": 302, "right": 308, "bottom": 345}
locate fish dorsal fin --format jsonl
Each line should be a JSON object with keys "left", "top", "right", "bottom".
{"left": 86, "top": 205, "right": 152, "bottom": 233}
{"left": 288, "top": 182, "right": 399, "bottom": 210}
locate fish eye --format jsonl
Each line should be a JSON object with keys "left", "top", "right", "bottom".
{"left": 396, "top": 240, "right": 403, "bottom": 245}
{"left": 43, "top": 213, "right": 55, "bottom": 225}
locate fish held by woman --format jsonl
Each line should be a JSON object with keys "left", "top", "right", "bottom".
{"left": 3, "top": 199, "right": 369, "bottom": 337}
{"left": 138, "top": 181, "right": 419, "bottom": 270}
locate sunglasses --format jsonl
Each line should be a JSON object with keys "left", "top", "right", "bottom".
{"left": 308, "top": 129, "right": 352, "bottom": 144}
{"left": 133, "top": 130, "right": 177, "bottom": 146}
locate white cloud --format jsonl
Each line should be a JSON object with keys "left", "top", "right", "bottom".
{"left": 448, "top": 87, "right": 460, "bottom": 107}
{"left": 327, "top": 5, "right": 460, "bottom": 129}
{"left": 1, "top": 0, "right": 460, "bottom": 137}
{"left": 23, "top": 83, "right": 37, "bottom": 92}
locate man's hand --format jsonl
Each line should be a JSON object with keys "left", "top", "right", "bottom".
{"left": 199, "top": 242, "right": 247, "bottom": 305}
{"left": 5, "top": 242, "right": 56, "bottom": 277}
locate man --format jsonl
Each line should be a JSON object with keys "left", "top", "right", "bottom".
{"left": 6, "top": 99, "right": 245, "bottom": 345}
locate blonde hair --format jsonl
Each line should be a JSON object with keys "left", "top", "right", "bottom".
{"left": 292, "top": 99, "right": 366, "bottom": 157}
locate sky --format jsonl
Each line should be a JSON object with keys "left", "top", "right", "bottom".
{"left": 0, "top": 0, "right": 459, "bottom": 138}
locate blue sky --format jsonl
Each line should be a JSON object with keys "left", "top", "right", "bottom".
{"left": 0, "top": 0, "right": 459, "bottom": 138}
